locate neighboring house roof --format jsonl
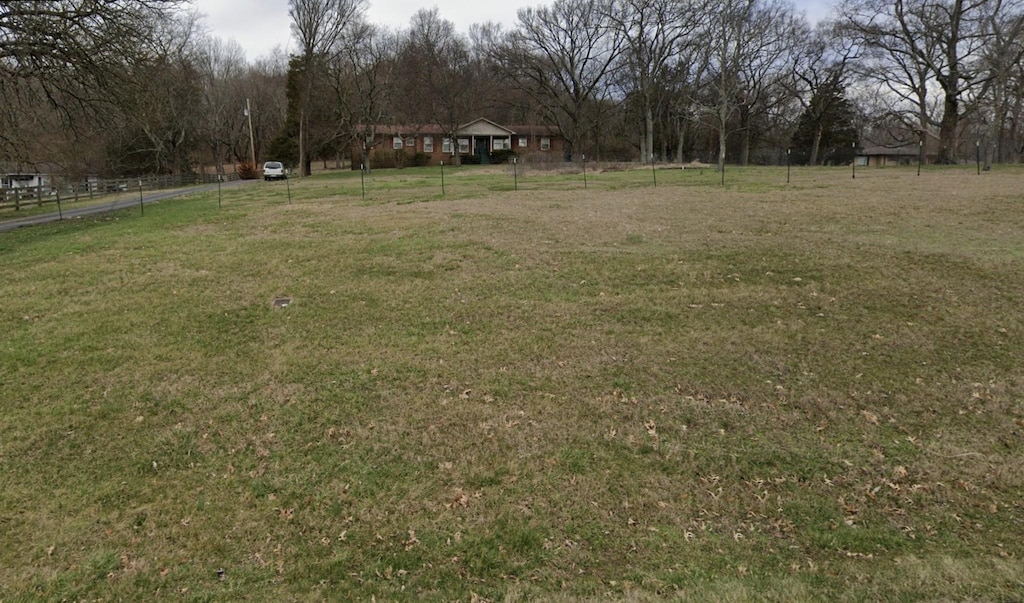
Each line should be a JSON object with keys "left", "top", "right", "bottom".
{"left": 860, "top": 145, "right": 921, "bottom": 156}
{"left": 509, "top": 125, "right": 561, "bottom": 137}
{"left": 361, "top": 124, "right": 445, "bottom": 136}
{"left": 358, "top": 119, "right": 562, "bottom": 139}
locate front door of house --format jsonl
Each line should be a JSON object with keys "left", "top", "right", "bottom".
{"left": 474, "top": 138, "right": 490, "bottom": 164}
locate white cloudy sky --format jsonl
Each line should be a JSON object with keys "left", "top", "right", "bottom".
{"left": 191, "top": 0, "right": 833, "bottom": 61}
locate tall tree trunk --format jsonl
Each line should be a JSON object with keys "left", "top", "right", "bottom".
{"left": 717, "top": 120, "right": 727, "bottom": 172}
{"left": 937, "top": 91, "right": 959, "bottom": 164}
{"left": 644, "top": 104, "right": 654, "bottom": 164}
{"left": 809, "top": 124, "right": 822, "bottom": 166}
{"left": 739, "top": 106, "right": 750, "bottom": 166}
{"left": 675, "top": 125, "right": 684, "bottom": 163}
{"left": 299, "top": 108, "right": 307, "bottom": 176}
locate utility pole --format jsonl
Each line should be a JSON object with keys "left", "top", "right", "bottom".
{"left": 246, "top": 98, "right": 257, "bottom": 168}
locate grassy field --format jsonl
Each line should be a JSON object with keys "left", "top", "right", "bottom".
{"left": 1, "top": 164, "right": 1023, "bottom": 601}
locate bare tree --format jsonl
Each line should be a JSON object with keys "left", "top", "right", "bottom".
{"left": 244, "top": 51, "right": 290, "bottom": 165}
{"left": 492, "top": 0, "right": 624, "bottom": 160}
{"left": 289, "top": 0, "right": 366, "bottom": 175}
{"left": 838, "top": 0, "right": 1016, "bottom": 163}
{"left": 396, "top": 8, "right": 480, "bottom": 165}
{"left": 977, "top": 8, "right": 1024, "bottom": 166}
{"left": 330, "top": 21, "right": 400, "bottom": 171}
{"left": 0, "top": 0, "right": 182, "bottom": 160}
{"left": 104, "top": 9, "right": 205, "bottom": 174}
{"left": 196, "top": 37, "right": 248, "bottom": 174}
{"left": 734, "top": 0, "right": 802, "bottom": 165}
{"left": 691, "top": 0, "right": 800, "bottom": 171}
{"left": 608, "top": 0, "right": 706, "bottom": 163}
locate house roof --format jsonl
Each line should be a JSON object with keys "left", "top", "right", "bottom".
{"left": 860, "top": 144, "right": 921, "bottom": 157}
{"left": 363, "top": 124, "right": 445, "bottom": 136}
{"left": 357, "top": 119, "right": 562, "bottom": 139}
{"left": 457, "top": 118, "right": 516, "bottom": 136}
{"left": 509, "top": 125, "right": 561, "bottom": 136}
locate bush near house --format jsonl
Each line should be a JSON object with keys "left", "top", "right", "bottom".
{"left": 236, "top": 162, "right": 258, "bottom": 180}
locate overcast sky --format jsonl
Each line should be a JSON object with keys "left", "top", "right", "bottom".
{"left": 191, "top": 0, "right": 833, "bottom": 61}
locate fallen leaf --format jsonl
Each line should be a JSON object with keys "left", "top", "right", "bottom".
{"left": 403, "top": 529, "right": 419, "bottom": 550}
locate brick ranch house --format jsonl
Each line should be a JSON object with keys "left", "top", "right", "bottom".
{"left": 352, "top": 118, "right": 565, "bottom": 169}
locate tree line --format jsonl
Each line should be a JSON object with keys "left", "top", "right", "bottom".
{"left": 2, "top": 0, "right": 1023, "bottom": 178}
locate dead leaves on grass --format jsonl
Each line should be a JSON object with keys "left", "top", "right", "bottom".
{"left": 446, "top": 488, "right": 485, "bottom": 511}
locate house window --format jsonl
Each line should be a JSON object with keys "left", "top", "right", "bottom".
{"left": 405, "top": 137, "right": 415, "bottom": 148}
{"left": 442, "top": 138, "right": 453, "bottom": 153}
{"left": 519, "top": 137, "right": 528, "bottom": 148}
{"left": 424, "top": 136, "right": 434, "bottom": 153}
{"left": 493, "top": 138, "right": 509, "bottom": 151}
{"left": 540, "top": 137, "right": 551, "bottom": 151}
{"left": 458, "top": 138, "right": 470, "bottom": 154}
{"left": 393, "top": 136, "right": 403, "bottom": 150}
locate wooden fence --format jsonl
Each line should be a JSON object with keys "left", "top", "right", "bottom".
{"left": 0, "top": 172, "right": 239, "bottom": 211}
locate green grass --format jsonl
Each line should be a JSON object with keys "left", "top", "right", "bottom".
{"left": 2, "top": 164, "right": 1024, "bottom": 600}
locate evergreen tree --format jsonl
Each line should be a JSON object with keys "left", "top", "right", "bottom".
{"left": 790, "top": 73, "right": 858, "bottom": 165}
{"left": 266, "top": 56, "right": 304, "bottom": 169}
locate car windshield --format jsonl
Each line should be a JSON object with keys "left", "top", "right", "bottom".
{"left": 265, "top": 162, "right": 283, "bottom": 169}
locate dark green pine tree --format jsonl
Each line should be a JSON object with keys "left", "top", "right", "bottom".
{"left": 791, "top": 73, "right": 859, "bottom": 166}
{"left": 265, "top": 56, "right": 304, "bottom": 169}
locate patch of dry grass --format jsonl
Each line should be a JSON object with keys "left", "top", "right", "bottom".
{"left": 1, "top": 165, "right": 1023, "bottom": 600}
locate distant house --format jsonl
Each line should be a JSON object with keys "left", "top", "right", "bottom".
{"left": 353, "top": 118, "right": 564, "bottom": 169}
{"left": 0, "top": 170, "right": 51, "bottom": 190}
{"left": 858, "top": 144, "right": 935, "bottom": 167}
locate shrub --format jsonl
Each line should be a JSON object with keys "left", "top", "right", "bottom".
{"left": 491, "top": 149, "right": 517, "bottom": 165}
{"left": 237, "top": 162, "right": 258, "bottom": 180}
{"left": 370, "top": 149, "right": 398, "bottom": 169}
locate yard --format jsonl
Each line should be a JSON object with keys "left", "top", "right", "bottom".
{"left": 1, "top": 164, "right": 1022, "bottom": 600}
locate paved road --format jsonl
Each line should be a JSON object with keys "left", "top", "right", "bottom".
{"left": 0, "top": 179, "right": 254, "bottom": 234}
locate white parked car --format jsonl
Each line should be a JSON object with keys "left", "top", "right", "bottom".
{"left": 263, "top": 161, "right": 286, "bottom": 181}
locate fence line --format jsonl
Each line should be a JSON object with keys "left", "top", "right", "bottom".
{"left": 0, "top": 172, "right": 239, "bottom": 211}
